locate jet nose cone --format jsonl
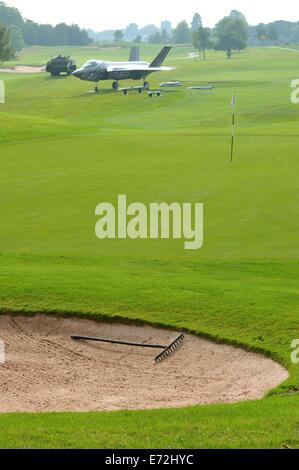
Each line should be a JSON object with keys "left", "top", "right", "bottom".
{"left": 72, "top": 69, "right": 82, "bottom": 78}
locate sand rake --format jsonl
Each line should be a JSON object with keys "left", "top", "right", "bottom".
{"left": 71, "top": 333, "right": 184, "bottom": 363}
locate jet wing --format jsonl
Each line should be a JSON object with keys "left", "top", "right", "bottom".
{"left": 150, "top": 66, "right": 176, "bottom": 71}
{"left": 107, "top": 65, "right": 175, "bottom": 72}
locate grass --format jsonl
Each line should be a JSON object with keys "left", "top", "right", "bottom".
{"left": 0, "top": 395, "right": 298, "bottom": 449}
{"left": 0, "top": 44, "right": 298, "bottom": 448}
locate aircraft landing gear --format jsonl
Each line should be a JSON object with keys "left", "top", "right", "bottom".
{"left": 143, "top": 81, "right": 150, "bottom": 90}
{"left": 112, "top": 81, "right": 119, "bottom": 91}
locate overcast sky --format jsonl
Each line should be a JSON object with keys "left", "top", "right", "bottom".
{"left": 5, "top": 0, "right": 299, "bottom": 31}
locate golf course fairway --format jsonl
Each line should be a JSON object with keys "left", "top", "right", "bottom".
{"left": 0, "top": 45, "right": 298, "bottom": 448}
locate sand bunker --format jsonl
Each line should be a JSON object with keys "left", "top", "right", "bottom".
{"left": 0, "top": 315, "right": 288, "bottom": 413}
{"left": 0, "top": 66, "right": 44, "bottom": 74}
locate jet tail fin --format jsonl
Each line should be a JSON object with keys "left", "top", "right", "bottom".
{"left": 129, "top": 46, "right": 140, "bottom": 62}
{"left": 150, "top": 46, "right": 172, "bottom": 67}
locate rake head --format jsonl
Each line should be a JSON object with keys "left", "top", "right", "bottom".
{"left": 155, "top": 334, "right": 185, "bottom": 363}
{"left": 71, "top": 332, "right": 185, "bottom": 363}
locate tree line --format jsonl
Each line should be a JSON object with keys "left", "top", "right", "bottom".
{"left": 1, "top": 1, "right": 297, "bottom": 63}
{"left": 147, "top": 11, "right": 248, "bottom": 60}
{"left": 0, "top": 1, "right": 92, "bottom": 54}
{"left": 113, "top": 10, "right": 299, "bottom": 60}
{"left": 112, "top": 11, "right": 249, "bottom": 59}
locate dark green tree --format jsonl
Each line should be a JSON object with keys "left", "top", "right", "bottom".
{"left": 215, "top": 17, "right": 248, "bottom": 58}
{"left": 125, "top": 23, "right": 138, "bottom": 41}
{"left": 22, "top": 20, "right": 40, "bottom": 45}
{"left": 191, "top": 13, "right": 202, "bottom": 31}
{"left": 256, "top": 24, "right": 268, "bottom": 41}
{"left": 0, "top": 23, "right": 15, "bottom": 62}
{"left": 133, "top": 34, "right": 142, "bottom": 44}
{"left": 267, "top": 26, "right": 279, "bottom": 41}
{"left": 192, "top": 29, "right": 200, "bottom": 59}
{"left": 38, "top": 24, "right": 54, "bottom": 46}
{"left": 192, "top": 27, "right": 211, "bottom": 60}
{"left": 53, "top": 23, "right": 69, "bottom": 45}
{"left": 8, "top": 24, "right": 24, "bottom": 51}
{"left": 148, "top": 31, "right": 162, "bottom": 44}
{"left": 229, "top": 10, "right": 247, "bottom": 23}
{"left": 0, "top": 2, "right": 23, "bottom": 27}
{"left": 173, "top": 21, "right": 191, "bottom": 44}
{"left": 114, "top": 29, "right": 124, "bottom": 42}
{"left": 161, "top": 28, "right": 170, "bottom": 44}
{"left": 67, "top": 24, "right": 90, "bottom": 46}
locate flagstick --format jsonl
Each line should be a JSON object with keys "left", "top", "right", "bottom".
{"left": 231, "top": 91, "right": 236, "bottom": 162}
{"left": 231, "top": 112, "right": 235, "bottom": 162}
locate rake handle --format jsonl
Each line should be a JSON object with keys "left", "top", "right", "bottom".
{"left": 71, "top": 335, "right": 166, "bottom": 350}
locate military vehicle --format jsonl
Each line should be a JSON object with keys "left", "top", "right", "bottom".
{"left": 46, "top": 55, "right": 77, "bottom": 77}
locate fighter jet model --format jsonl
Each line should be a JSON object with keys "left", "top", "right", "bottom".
{"left": 72, "top": 46, "right": 174, "bottom": 92}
